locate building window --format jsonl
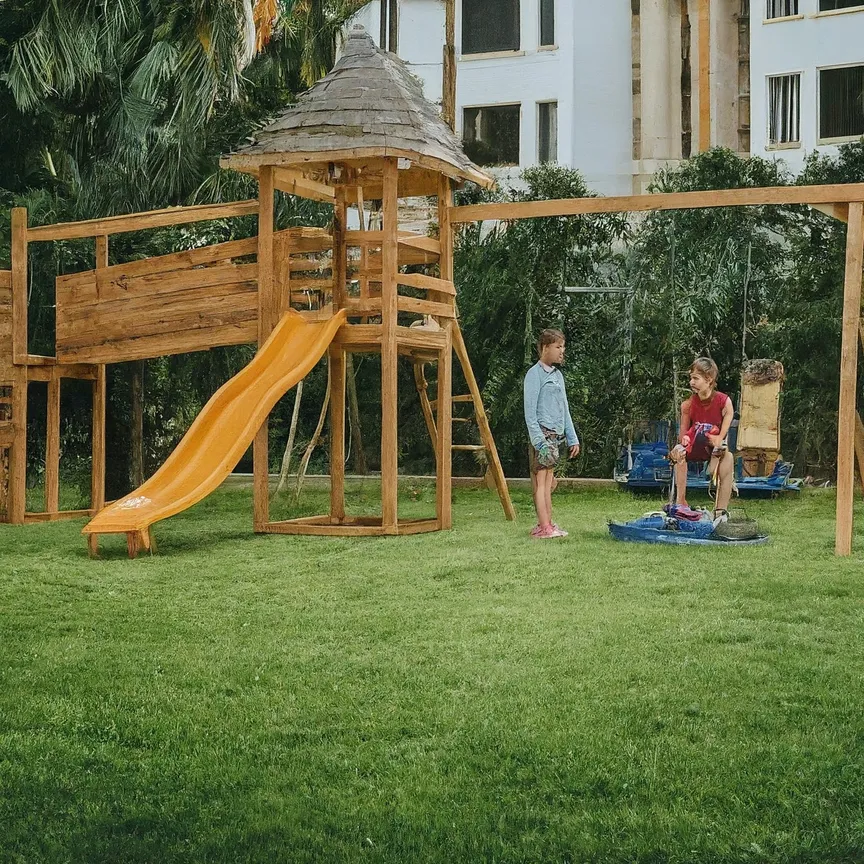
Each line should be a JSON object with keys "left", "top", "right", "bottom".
{"left": 820, "top": 65, "right": 864, "bottom": 140}
{"left": 766, "top": 0, "right": 798, "bottom": 17}
{"left": 538, "top": 101, "right": 558, "bottom": 162}
{"left": 768, "top": 73, "right": 800, "bottom": 146}
{"left": 540, "top": 0, "right": 555, "bottom": 46}
{"left": 462, "top": 0, "right": 520, "bottom": 54}
{"left": 819, "top": 1, "right": 864, "bottom": 11}
{"left": 463, "top": 105, "right": 521, "bottom": 166}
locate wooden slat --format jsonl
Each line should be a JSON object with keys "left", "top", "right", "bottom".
{"left": 414, "top": 361, "right": 438, "bottom": 464}
{"left": 334, "top": 324, "right": 382, "bottom": 348}
{"left": 396, "top": 325, "right": 448, "bottom": 351}
{"left": 58, "top": 321, "right": 257, "bottom": 365}
{"left": 27, "top": 200, "right": 259, "bottom": 241}
{"left": 397, "top": 297, "right": 457, "bottom": 319}
{"left": 289, "top": 259, "right": 332, "bottom": 273}
{"left": 451, "top": 444, "right": 485, "bottom": 451}
{"left": 398, "top": 234, "right": 441, "bottom": 256}
{"left": 450, "top": 184, "right": 864, "bottom": 223}
{"left": 344, "top": 299, "right": 383, "bottom": 316}
{"left": 0, "top": 271, "right": 11, "bottom": 290}
{"left": 332, "top": 188, "right": 347, "bottom": 310}
{"left": 381, "top": 158, "right": 399, "bottom": 531}
{"left": 855, "top": 412, "right": 864, "bottom": 495}
{"left": 24, "top": 508, "right": 96, "bottom": 523}
{"left": 345, "top": 230, "right": 385, "bottom": 244}
{"left": 835, "top": 201, "right": 864, "bottom": 556}
{"left": 397, "top": 272, "right": 456, "bottom": 297}
{"left": 274, "top": 228, "right": 333, "bottom": 253}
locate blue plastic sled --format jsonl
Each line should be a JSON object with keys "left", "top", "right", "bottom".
{"left": 608, "top": 513, "right": 769, "bottom": 547}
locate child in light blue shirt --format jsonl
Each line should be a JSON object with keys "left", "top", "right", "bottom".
{"left": 524, "top": 329, "right": 579, "bottom": 538}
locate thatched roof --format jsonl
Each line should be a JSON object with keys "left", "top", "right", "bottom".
{"left": 221, "top": 26, "right": 494, "bottom": 189}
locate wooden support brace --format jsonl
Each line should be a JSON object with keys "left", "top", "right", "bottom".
{"left": 45, "top": 369, "right": 60, "bottom": 514}
{"left": 329, "top": 345, "right": 346, "bottom": 521}
{"left": 91, "top": 365, "right": 106, "bottom": 512}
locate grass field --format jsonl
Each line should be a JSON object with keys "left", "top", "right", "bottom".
{"left": 1, "top": 484, "right": 863, "bottom": 863}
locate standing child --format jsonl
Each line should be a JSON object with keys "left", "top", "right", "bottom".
{"left": 524, "top": 329, "right": 580, "bottom": 538}
{"left": 670, "top": 357, "right": 735, "bottom": 521}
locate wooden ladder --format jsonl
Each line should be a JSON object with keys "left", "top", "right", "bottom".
{"left": 413, "top": 321, "right": 515, "bottom": 521}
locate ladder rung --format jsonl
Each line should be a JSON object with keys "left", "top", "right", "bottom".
{"left": 452, "top": 417, "right": 473, "bottom": 423}
{"left": 452, "top": 444, "right": 485, "bottom": 451}
{"left": 429, "top": 394, "right": 475, "bottom": 410}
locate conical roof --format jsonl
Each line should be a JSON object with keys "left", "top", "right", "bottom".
{"left": 221, "top": 26, "right": 493, "bottom": 188}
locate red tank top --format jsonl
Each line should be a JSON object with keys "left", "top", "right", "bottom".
{"left": 685, "top": 391, "right": 729, "bottom": 460}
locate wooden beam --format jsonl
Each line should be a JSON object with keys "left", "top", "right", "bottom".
{"left": 397, "top": 297, "right": 457, "bottom": 319}
{"left": 381, "top": 158, "right": 399, "bottom": 532}
{"left": 45, "top": 369, "right": 60, "bottom": 514}
{"left": 809, "top": 203, "right": 849, "bottom": 223}
{"left": 11, "top": 208, "right": 28, "bottom": 363}
{"left": 449, "top": 183, "right": 864, "bottom": 223}
{"left": 273, "top": 167, "right": 336, "bottom": 203}
{"left": 855, "top": 412, "right": 864, "bottom": 495}
{"left": 414, "top": 361, "right": 439, "bottom": 464}
{"left": 436, "top": 324, "right": 453, "bottom": 529}
{"left": 442, "top": 0, "right": 456, "bottom": 130}
{"left": 91, "top": 364, "right": 106, "bottom": 512}
{"left": 452, "top": 320, "right": 516, "bottom": 522}
{"left": 835, "top": 201, "right": 864, "bottom": 556}
{"left": 329, "top": 345, "right": 346, "bottom": 521}
{"left": 398, "top": 234, "right": 441, "bottom": 256}
{"left": 27, "top": 200, "right": 259, "bottom": 242}
{"left": 8, "top": 367, "right": 27, "bottom": 524}
{"left": 698, "top": 0, "right": 711, "bottom": 152}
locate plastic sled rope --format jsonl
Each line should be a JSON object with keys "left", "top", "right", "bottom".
{"left": 83, "top": 309, "right": 347, "bottom": 536}
{"left": 608, "top": 512, "right": 769, "bottom": 547}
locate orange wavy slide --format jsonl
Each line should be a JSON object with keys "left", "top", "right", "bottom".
{"left": 83, "top": 309, "right": 347, "bottom": 537}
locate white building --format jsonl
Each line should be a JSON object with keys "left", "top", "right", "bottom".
{"left": 750, "top": 0, "right": 864, "bottom": 174}
{"left": 349, "top": 2, "right": 755, "bottom": 193}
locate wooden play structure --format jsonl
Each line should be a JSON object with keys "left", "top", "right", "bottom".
{"left": 3, "top": 26, "right": 864, "bottom": 556}
{"left": 0, "top": 27, "right": 514, "bottom": 555}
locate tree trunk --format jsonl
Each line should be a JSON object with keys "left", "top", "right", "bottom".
{"left": 346, "top": 354, "right": 367, "bottom": 474}
{"left": 274, "top": 379, "right": 304, "bottom": 496}
{"left": 131, "top": 361, "right": 145, "bottom": 488}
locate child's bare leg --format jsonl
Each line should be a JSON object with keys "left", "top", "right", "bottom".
{"left": 542, "top": 470, "right": 555, "bottom": 526}
{"left": 674, "top": 458, "right": 689, "bottom": 505}
{"left": 714, "top": 450, "right": 734, "bottom": 512}
{"left": 533, "top": 469, "right": 553, "bottom": 528}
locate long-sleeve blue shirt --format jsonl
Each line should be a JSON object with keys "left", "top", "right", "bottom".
{"left": 523, "top": 362, "right": 579, "bottom": 450}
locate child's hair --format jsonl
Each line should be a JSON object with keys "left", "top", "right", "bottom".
{"left": 690, "top": 356, "right": 719, "bottom": 386}
{"left": 537, "top": 329, "right": 565, "bottom": 354}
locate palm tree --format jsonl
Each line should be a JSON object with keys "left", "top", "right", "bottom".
{"left": 2, "top": 0, "right": 371, "bottom": 214}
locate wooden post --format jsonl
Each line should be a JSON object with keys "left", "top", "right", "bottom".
{"left": 381, "top": 157, "right": 399, "bottom": 532}
{"left": 8, "top": 366, "right": 27, "bottom": 524}
{"left": 91, "top": 365, "right": 106, "bottom": 513}
{"left": 130, "top": 362, "right": 144, "bottom": 487}
{"left": 45, "top": 369, "right": 60, "bottom": 513}
{"left": 388, "top": 0, "right": 398, "bottom": 53}
{"left": 835, "top": 201, "right": 864, "bottom": 556}
{"left": 698, "top": 0, "right": 711, "bottom": 152}
{"left": 332, "top": 187, "right": 347, "bottom": 311}
{"left": 11, "top": 208, "right": 27, "bottom": 364}
{"left": 254, "top": 166, "right": 276, "bottom": 531}
{"left": 442, "top": 0, "right": 456, "bottom": 130}
{"left": 436, "top": 326, "right": 453, "bottom": 528}
{"left": 330, "top": 345, "right": 346, "bottom": 521}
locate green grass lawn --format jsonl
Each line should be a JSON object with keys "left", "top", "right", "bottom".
{"left": 1, "top": 485, "right": 863, "bottom": 863}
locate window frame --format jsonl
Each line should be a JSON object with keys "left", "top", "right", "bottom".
{"left": 817, "top": 0, "right": 864, "bottom": 13}
{"left": 462, "top": 102, "right": 522, "bottom": 167}
{"left": 537, "top": 100, "right": 558, "bottom": 164}
{"left": 461, "top": 0, "right": 521, "bottom": 56}
{"left": 539, "top": 0, "right": 556, "bottom": 48}
{"left": 765, "top": 0, "right": 799, "bottom": 20}
{"left": 766, "top": 71, "right": 802, "bottom": 150}
{"left": 817, "top": 62, "right": 864, "bottom": 144}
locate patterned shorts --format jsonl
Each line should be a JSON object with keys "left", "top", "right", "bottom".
{"left": 529, "top": 427, "right": 567, "bottom": 474}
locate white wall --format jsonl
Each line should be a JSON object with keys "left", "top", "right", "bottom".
{"left": 349, "top": 1, "right": 634, "bottom": 195}
{"left": 750, "top": 0, "right": 864, "bottom": 175}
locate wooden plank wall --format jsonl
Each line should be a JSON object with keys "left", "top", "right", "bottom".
{"left": 0, "top": 270, "right": 12, "bottom": 379}
{"left": 55, "top": 239, "right": 260, "bottom": 364}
